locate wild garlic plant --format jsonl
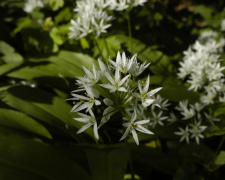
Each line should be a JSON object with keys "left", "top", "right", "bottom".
{"left": 68, "top": 0, "right": 147, "bottom": 39}
{"left": 68, "top": 52, "right": 162, "bottom": 145}
{"left": 23, "top": 0, "right": 45, "bottom": 13}
{"left": 178, "top": 30, "right": 225, "bottom": 104}
{"left": 173, "top": 28, "right": 225, "bottom": 144}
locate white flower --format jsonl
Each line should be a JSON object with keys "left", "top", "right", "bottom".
{"left": 221, "top": 19, "right": 225, "bottom": 31}
{"left": 149, "top": 110, "right": 168, "bottom": 128}
{"left": 99, "top": 68, "right": 130, "bottom": 93}
{"left": 181, "top": 108, "right": 195, "bottom": 120}
{"left": 120, "top": 109, "right": 153, "bottom": 145}
{"left": 133, "top": 0, "right": 147, "bottom": 7}
{"left": 133, "top": 76, "right": 162, "bottom": 107}
{"left": 200, "top": 91, "right": 216, "bottom": 105}
{"left": 74, "top": 110, "right": 99, "bottom": 139}
{"left": 109, "top": 52, "right": 136, "bottom": 74}
{"left": 189, "top": 121, "right": 207, "bottom": 144}
{"left": 92, "top": 18, "right": 111, "bottom": 37}
{"left": 174, "top": 126, "right": 190, "bottom": 144}
{"left": 204, "top": 112, "right": 220, "bottom": 125}
{"left": 128, "top": 58, "right": 150, "bottom": 76}
{"left": 24, "top": 0, "right": 44, "bottom": 13}
{"left": 76, "top": 64, "right": 100, "bottom": 86}
{"left": 116, "top": 0, "right": 129, "bottom": 11}
{"left": 152, "top": 95, "right": 170, "bottom": 110}
{"left": 69, "top": 85, "right": 101, "bottom": 112}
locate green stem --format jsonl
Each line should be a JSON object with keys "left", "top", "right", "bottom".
{"left": 103, "top": 37, "right": 110, "bottom": 60}
{"left": 129, "top": 159, "right": 135, "bottom": 180}
{"left": 94, "top": 38, "right": 106, "bottom": 63}
{"left": 127, "top": 13, "right": 133, "bottom": 52}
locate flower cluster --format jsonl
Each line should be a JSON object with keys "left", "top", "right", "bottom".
{"left": 177, "top": 30, "right": 225, "bottom": 105}
{"left": 173, "top": 28, "right": 225, "bottom": 144}
{"left": 68, "top": 52, "right": 162, "bottom": 145}
{"left": 24, "top": 0, "right": 45, "bottom": 13}
{"left": 69, "top": 0, "right": 147, "bottom": 39}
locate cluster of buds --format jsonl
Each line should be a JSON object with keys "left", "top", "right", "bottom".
{"left": 68, "top": 52, "right": 162, "bottom": 145}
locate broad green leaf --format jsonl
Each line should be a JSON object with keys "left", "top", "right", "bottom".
{"left": 1, "top": 86, "right": 93, "bottom": 141}
{"left": 47, "top": 0, "right": 64, "bottom": 11}
{"left": 2, "top": 53, "right": 23, "bottom": 63}
{"left": 131, "top": 144, "right": 179, "bottom": 175}
{"left": 48, "top": 50, "right": 98, "bottom": 77}
{"left": 178, "top": 143, "right": 214, "bottom": 164}
{"left": 215, "top": 151, "right": 225, "bottom": 166}
{"left": 80, "top": 38, "right": 90, "bottom": 49}
{"left": 93, "top": 36, "right": 122, "bottom": 60}
{"left": 0, "top": 62, "right": 22, "bottom": 76}
{"left": 55, "top": 7, "right": 72, "bottom": 24}
{"left": 160, "top": 76, "right": 199, "bottom": 103}
{"left": 12, "top": 17, "right": 31, "bottom": 35}
{"left": 0, "top": 41, "right": 15, "bottom": 55}
{"left": 85, "top": 144, "right": 130, "bottom": 180}
{"left": 0, "top": 108, "right": 52, "bottom": 139}
{"left": 205, "top": 125, "right": 225, "bottom": 137}
{"left": 0, "top": 136, "right": 91, "bottom": 180}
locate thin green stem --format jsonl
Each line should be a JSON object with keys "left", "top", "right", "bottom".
{"left": 127, "top": 13, "right": 133, "bottom": 52}
{"left": 103, "top": 37, "right": 110, "bottom": 60}
{"left": 129, "top": 159, "right": 135, "bottom": 180}
{"left": 94, "top": 38, "right": 106, "bottom": 63}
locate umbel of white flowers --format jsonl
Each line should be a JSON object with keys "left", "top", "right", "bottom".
{"left": 68, "top": 52, "right": 162, "bottom": 145}
{"left": 177, "top": 29, "right": 225, "bottom": 105}
{"left": 69, "top": 0, "right": 147, "bottom": 39}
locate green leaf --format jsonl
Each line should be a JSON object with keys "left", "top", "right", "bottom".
{"left": 93, "top": 36, "right": 122, "bottom": 59}
{"left": 0, "top": 41, "right": 15, "bottom": 55}
{"left": 48, "top": 50, "right": 98, "bottom": 76}
{"left": 2, "top": 53, "right": 23, "bottom": 63}
{"left": 55, "top": 7, "right": 72, "bottom": 24}
{"left": 205, "top": 125, "right": 225, "bottom": 138}
{"left": 0, "top": 108, "right": 52, "bottom": 139}
{"left": 12, "top": 17, "right": 32, "bottom": 35}
{"left": 215, "top": 151, "right": 225, "bottom": 166}
{"left": 0, "top": 137, "right": 91, "bottom": 180}
{"left": 131, "top": 145, "right": 179, "bottom": 175}
{"left": 160, "top": 76, "right": 199, "bottom": 103}
{"left": 1, "top": 86, "right": 93, "bottom": 141}
{"left": 0, "top": 62, "right": 22, "bottom": 76}
{"left": 85, "top": 144, "right": 130, "bottom": 180}
{"left": 47, "top": 0, "right": 64, "bottom": 11}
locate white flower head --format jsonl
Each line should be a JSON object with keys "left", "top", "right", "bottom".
{"left": 74, "top": 110, "right": 99, "bottom": 139}
{"left": 99, "top": 68, "right": 130, "bottom": 93}
{"left": 174, "top": 126, "right": 190, "bottom": 144}
{"left": 120, "top": 109, "right": 153, "bottom": 145}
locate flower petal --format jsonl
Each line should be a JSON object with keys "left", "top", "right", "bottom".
{"left": 131, "top": 129, "right": 139, "bottom": 145}
{"left": 77, "top": 123, "right": 92, "bottom": 134}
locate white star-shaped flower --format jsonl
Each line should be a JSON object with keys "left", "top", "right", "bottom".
{"left": 120, "top": 109, "right": 153, "bottom": 145}
{"left": 74, "top": 110, "right": 99, "bottom": 139}
{"left": 133, "top": 76, "right": 162, "bottom": 107}
{"left": 99, "top": 68, "right": 130, "bottom": 93}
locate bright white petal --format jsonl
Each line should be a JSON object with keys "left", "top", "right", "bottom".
{"left": 105, "top": 72, "right": 115, "bottom": 85}
{"left": 120, "top": 126, "right": 131, "bottom": 141}
{"left": 131, "top": 129, "right": 139, "bottom": 145}
{"left": 135, "top": 120, "right": 150, "bottom": 125}
{"left": 119, "top": 74, "right": 130, "bottom": 86}
{"left": 93, "top": 123, "right": 99, "bottom": 139}
{"left": 118, "top": 87, "right": 127, "bottom": 92}
{"left": 77, "top": 123, "right": 92, "bottom": 134}
{"left": 73, "top": 117, "right": 89, "bottom": 123}
{"left": 143, "top": 76, "right": 150, "bottom": 93}
{"left": 147, "top": 87, "right": 162, "bottom": 97}
{"left": 135, "top": 125, "right": 154, "bottom": 134}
